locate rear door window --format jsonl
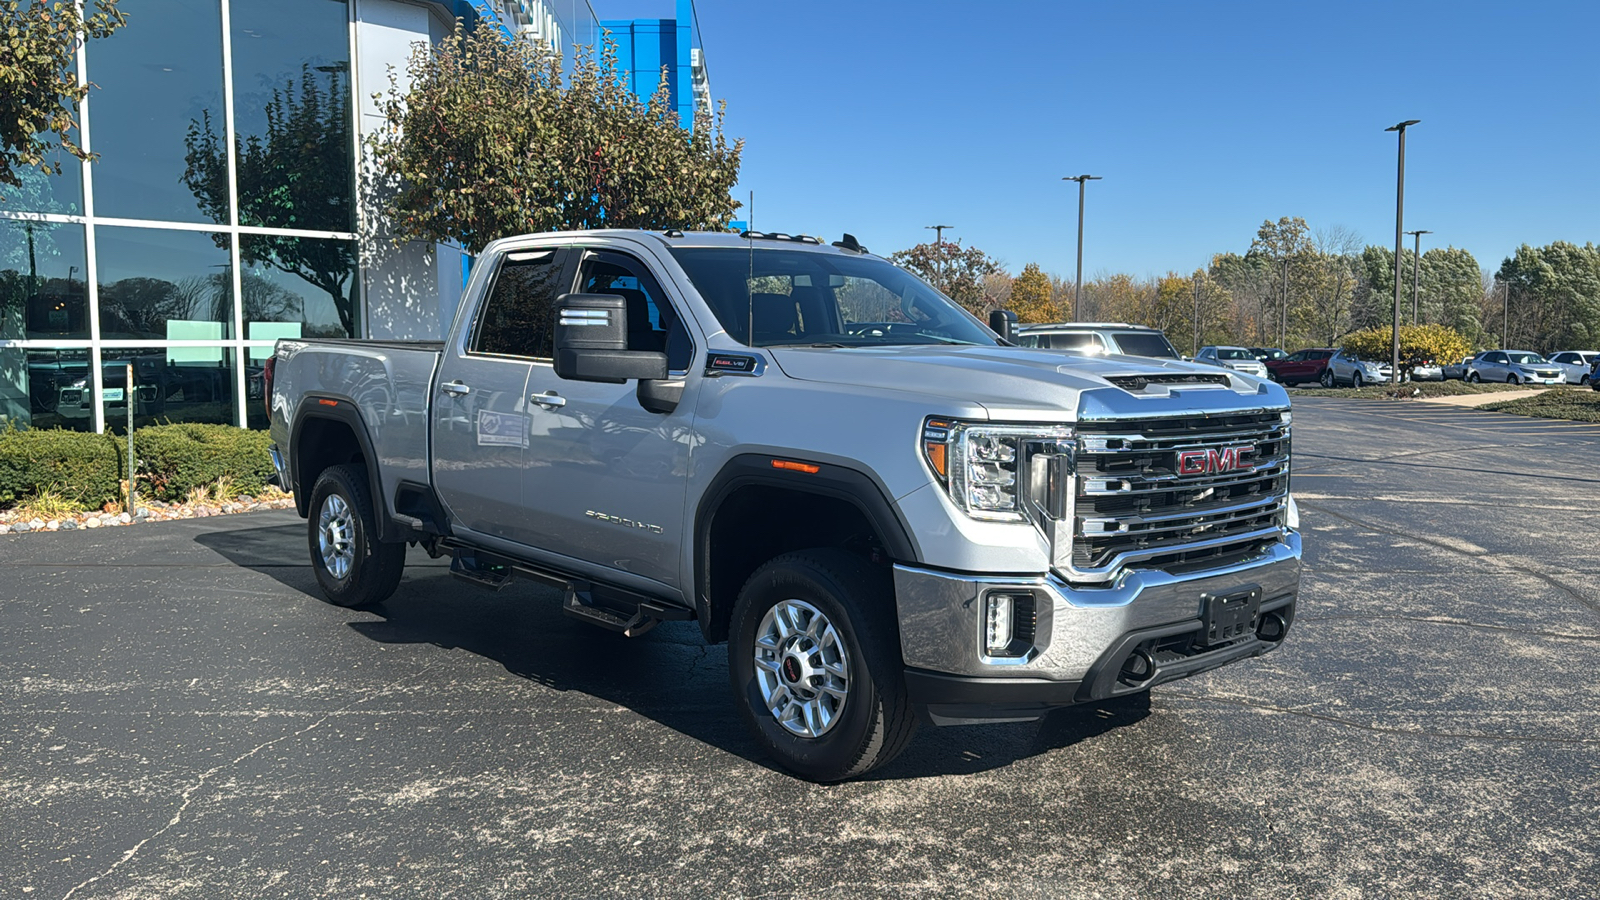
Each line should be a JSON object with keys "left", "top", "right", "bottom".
{"left": 471, "top": 249, "right": 566, "bottom": 359}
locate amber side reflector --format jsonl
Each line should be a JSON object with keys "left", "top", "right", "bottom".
{"left": 924, "top": 442, "right": 947, "bottom": 479}
{"left": 771, "top": 459, "right": 820, "bottom": 474}
{"left": 317, "top": 398, "right": 339, "bottom": 407}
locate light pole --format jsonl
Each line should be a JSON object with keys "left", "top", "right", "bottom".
{"left": 1501, "top": 279, "right": 1510, "bottom": 349}
{"left": 1404, "top": 229, "right": 1431, "bottom": 324}
{"left": 1279, "top": 256, "right": 1289, "bottom": 349}
{"left": 925, "top": 225, "right": 953, "bottom": 294}
{"left": 1062, "top": 175, "right": 1101, "bottom": 321}
{"left": 1385, "top": 120, "right": 1420, "bottom": 384}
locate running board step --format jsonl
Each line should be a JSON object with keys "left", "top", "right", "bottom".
{"left": 450, "top": 553, "right": 511, "bottom": 591}
{"left": 562, "top": 585, "right": 693, "bottom": 637}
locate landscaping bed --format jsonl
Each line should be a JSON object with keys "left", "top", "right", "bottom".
{"left": 1291, "top": 381, "right": 1542, "bottom": 400}
{"left": 1480, "top": 389, "right": 1600, "bottom": 423}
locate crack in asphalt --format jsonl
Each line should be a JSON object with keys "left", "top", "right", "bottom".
{"left": 1297, "top": 614, "right": 1600, "bottom": 641}
{"left": 58, "top": 661, "right": 440, "bottom": 900}
{"left": 1299, "top": 500, "right": 1600, "bottom": 621}
{"left": 1161, "top": 691, "right": 1600, "bottom": 746}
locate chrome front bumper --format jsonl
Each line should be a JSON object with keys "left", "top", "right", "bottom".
{"left": 894, "top": 531, "right": 1301, "bottom": 686}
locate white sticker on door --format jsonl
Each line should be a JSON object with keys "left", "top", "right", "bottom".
{"left": 477, "top": 409, "right": 529, "bottom": 447}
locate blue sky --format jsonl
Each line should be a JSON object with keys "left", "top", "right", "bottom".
{"left": 609, "top": 1, "right": 1600, "bottom": 280}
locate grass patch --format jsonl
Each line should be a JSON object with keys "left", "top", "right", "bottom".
{"left": 1290, "top": 381, "right": 1540, "bottom": 400}
{"left": 1480, "top": 389, "right": 1600, "bottom": 422}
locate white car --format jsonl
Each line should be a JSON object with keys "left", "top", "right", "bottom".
{"left": 1194, "top": 346, "right": 1268, "bottom": 378}
{"left": 1322, "top": 349, "right": 1393, "bottom": 388}
{"left": 1466, "top": 350, "right": 1566, "bottom": 385}
{"left": 1548, "top": 351, "right": 1599, "bottom": 385}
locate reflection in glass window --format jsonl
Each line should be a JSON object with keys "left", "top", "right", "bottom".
{"left": 1, "top": 148, "right": 83, "bottom": 215}
{"left": 95, "top": 226, "right": 233, "bottom": 341}
{"left": 97, "top": 346, "right": 237, "bottom": 430}
{"left": 0, "top": 220, "right": 90, "bottom": 339}
{"left": 473, "top": 251, "right": 561, "bottom": 359}
{"left": 90, "top": 0, "right": 228, "bottom": 224}
{"left": 229, "top": 0, "right": 353, "bottom": 232}
{"left": 240, "top": 234, "right": 357, "bottom": 340}
{"left": 2, "top": 349, "right": 93, "bottom": 431}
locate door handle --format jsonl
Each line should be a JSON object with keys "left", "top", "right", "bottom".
{"left": 440, "top": 381, "right": 471, "bottom": 397}
{"left": 531, "top": 391, "right": 566, "bottom": 409}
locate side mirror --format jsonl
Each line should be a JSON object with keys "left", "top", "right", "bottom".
{"left": 989, "top": 309, "right": 1018, "bottom": 343}
{"left": 552, "top": 293, "right": 668, "bottom": 384}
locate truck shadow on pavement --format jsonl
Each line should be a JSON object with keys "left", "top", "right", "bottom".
{"left": 195, "top": 523, "right": 1152, "bottom": 780}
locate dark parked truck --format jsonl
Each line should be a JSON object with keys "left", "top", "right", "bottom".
{"left": 266, "top": 229, "right": 1302, "bottom": 781}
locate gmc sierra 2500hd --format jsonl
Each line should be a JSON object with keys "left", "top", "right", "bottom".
{"left": 266, "top": 229, "right": 1301, "bottom": 781}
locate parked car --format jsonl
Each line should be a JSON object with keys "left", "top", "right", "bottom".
{"left": 1265, "top": 348, "right": 1335, "bottom": 385}
{"left": 1194, "top": 346, "right": 1269, "bottom": 378}
{"left": 1323, "top": 349, "right": 1393, "bottom": 388}
{"left": 1250, "top": 347, "right": 1287, "bottom": 363}
{"left": 1547, "top": 351, "right": 1599, "bottom": 385}
{"left": 1404, "top": 356, "right": 1444, "bottom": 382}
{"left": 1466, "top": 350, "right": 1565, "bottom": 385}
{"left": 1591, "top": 357, "right": 1600, "bottom": 390}
{"left": 1441, "top": 354, "right": 1479, "bottom": 380}
{"left": 1013, "top": 322, "right": 1181, "bottom": 359}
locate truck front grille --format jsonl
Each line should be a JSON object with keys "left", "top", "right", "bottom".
{"left": 1063, "top": 410, "right": 1290, "bottom": 582}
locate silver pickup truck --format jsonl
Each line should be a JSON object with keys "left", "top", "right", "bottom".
{"left": 266, "top": 229, "right": 1301, "bottom": 781}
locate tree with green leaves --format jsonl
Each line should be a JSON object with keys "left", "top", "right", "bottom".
{"left": 1496, "top": 241, "right": 1600, "bottom": 351}
{"left": 0, "top": 0, "right": 125, "bottom": 195}
{"left": 888, "top": 240, "right": 1003, "bottom": 318}
{"left": 1007, "top": 262, "right": 1056, "bottom": 323}
{"left": 183, "top": 65, "right": 358, "bottom": 335}
{"left": 367, "top": 23, "right": 742, "bottom": 254}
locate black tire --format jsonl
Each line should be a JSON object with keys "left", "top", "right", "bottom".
{"left": 1581, "top": 374, "right": 1590, "bottom": 385}
{"left": 1351, "top": 371, "right": 1363, "bottom": 389}
{"left": 1468, "top": 371, "right": 1481, "bottom": 384}
{"left": 728, "top": 549, "right": 916, "bottom": 782}
{"left": 1320, "top": 370, "right": 1333, "bottom": 389}
{"left": 1507, "top": 374, "right": 1518, "bottom": 385}
{"left": 307, "top": 464, "right": 405, "bottom": 608}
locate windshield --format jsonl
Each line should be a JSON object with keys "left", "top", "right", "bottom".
{"left": 1506, "top": 352, "right": 1546, "bottom": 364}
{"left": 1216, "top": 348, "right": 1254, "bottom": 360}
{"left": 669, "top": 247, "right": 998, "bottom": 348}
{"left": 1112, "top": 332, "right": 1178, "bottom": 358}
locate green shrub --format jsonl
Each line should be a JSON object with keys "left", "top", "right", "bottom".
{"left": 134, "top": 423, "right": 275, "bottom": 502}
{"left": 0, "top": 426, "right": 127, "bottom": 508}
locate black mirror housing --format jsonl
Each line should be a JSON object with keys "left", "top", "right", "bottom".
{"left": 989, "top": 309, "right": 1018, "bottom": 343}
{"left": 553, "top": 292, "right": 669, "bottom": 383}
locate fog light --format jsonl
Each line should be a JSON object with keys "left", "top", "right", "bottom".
{"left": 984, "top": 594, "right": 1014, "bottom": 655}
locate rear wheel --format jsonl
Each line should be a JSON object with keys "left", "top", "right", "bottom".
{"left": 307, "top": 464, "right": 405, "bottom": 608}
{"left": 729, "top": 549, "right": 916, "bottom": 782}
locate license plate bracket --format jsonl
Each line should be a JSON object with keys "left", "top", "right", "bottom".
{"left": 1200, "top": 585, "right": 1261, "bottom": 646}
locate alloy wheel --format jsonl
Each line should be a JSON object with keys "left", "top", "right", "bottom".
{"left": 752, "top": 599, "right": 850, "bottom": 738}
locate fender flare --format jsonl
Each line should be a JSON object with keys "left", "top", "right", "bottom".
{"left": 287, "top": 395, "right": 393, "bottom": 538}
{"left": 691, "top": 453, "right": 921, "bottom": 641}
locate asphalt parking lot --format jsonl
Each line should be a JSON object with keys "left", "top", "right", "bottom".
{"left": 3, "top": 399, "right": 1598, "bottom": 899}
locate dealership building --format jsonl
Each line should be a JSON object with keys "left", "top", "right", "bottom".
{"left": 0, "top": 0, "right": 711, "bottom": 433}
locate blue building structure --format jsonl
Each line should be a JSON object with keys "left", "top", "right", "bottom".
{"left": 603, "top": 0, "right": 712, "bottom": 128}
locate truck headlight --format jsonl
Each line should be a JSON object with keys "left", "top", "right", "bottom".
{"left": 923, "top": 418, "right": 1074, "bottom": 522}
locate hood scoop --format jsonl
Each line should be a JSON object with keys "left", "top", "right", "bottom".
{"left": 1104, "top": 372, "right": 1231, "bottom": 393}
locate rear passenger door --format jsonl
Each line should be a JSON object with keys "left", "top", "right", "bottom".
{"left": 520, "top": 245, "right": 699, "bottom": 592}
{"left": 432, "top": 246, "right": 572, "bottom": 546}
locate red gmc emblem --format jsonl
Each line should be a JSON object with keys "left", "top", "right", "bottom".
{"left": 1177, "top": 445, "right": 1255, "bottom": 476}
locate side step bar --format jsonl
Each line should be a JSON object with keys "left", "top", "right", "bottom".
{"left": 445, "top": 546, "right": 694, "bottom": 637}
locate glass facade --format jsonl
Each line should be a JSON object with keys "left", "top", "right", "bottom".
{"left": 0, "top": 0, "right": 356, "bottom": 432}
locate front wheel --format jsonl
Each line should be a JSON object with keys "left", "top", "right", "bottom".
{"left": 1352, "top": 371, "right": 1363, "bottom": 389}
{"left": 1507, "top": 374, "right": 1519, "bottom": 385}
{"left": 1468, "top": 372, "right": 1481, "bottom": 384}
{"left": 307, "top": 464, "right": 406, "bottom": 608}
{"left": 729, "top": 550, "right": 916, "bottom": 782}
{"left": 1320, "top": 370, "right": 1334, "bottom": 389}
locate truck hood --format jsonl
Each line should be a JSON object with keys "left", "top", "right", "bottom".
{"left": 766, "top": 345, "right": 1288, "bottom": 421}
